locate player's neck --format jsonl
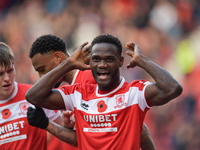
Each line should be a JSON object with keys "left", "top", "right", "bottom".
{"left": 98, "top": 77, "right": 121, "bottom": 92}
{"left": 63, "top": 69, "right": 77, "bottom": 84}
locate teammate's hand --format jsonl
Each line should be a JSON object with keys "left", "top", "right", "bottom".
{"left": 27, "top": 106, "right": 49, "bottom": 129}
{"left": 62, "top": 110, "right": 75, "bottom": 128}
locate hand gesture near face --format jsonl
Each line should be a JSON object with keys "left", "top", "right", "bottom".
{"left": 125, "top": 42, "right": 145, "bottom": 69}
{"left": 69, "top": 42, "right": 91, "bottom": 71}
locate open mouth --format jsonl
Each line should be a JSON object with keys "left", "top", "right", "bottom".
{"left": 3, "top": 84, "right": 10, "bottom": 87}
{"left": 2, "top": 84, "right": 11, "bottom": 90}
{"left": 97, "top": 72, "right": 110, "bottom": 80}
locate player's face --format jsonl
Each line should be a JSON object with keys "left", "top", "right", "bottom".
{"left": 0, "top": 63, "right": 15, "bottom": 100}
{"left": 31, "top": 52, "right": 64, "bottom": 87}
{"left": 90, "top": 43, "right": 123, "bottom": 91}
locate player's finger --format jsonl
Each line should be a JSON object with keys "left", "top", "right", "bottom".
{"left": 83, "top": 64, "right": 91, "bottom": 70}
{"left": 27, "top": 107, "right": 33, "bottom": 111}
{"left": 83, "top": 45, "right": 91, "bottom": 53}
{"left": 127, "top": 64, "right": 131, "bottom": 69}
{"left": 126, "top": 42, "right": 135, "bottom": 46}
{"left": 126, "top": 51, "right": 134, "bottom": 57}
{"left": 62, "top": 110, "right": 71, "bottom": 117}
{"left": 80, "top": 42, "right": 89, "bottom": 49}
{"left": 36, "top": 106, "right": 43, "bottom": 111}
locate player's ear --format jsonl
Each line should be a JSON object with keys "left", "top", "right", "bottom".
{"left": 53, "top": 52, "right": 65, "bottom": 64}
{"left": 119, "top": 56, "right": 124, "bottom": 67}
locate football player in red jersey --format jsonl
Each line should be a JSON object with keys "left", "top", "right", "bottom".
{"left": 27, "top": 34, "right": 182, "bottom": 149}
{"left": 27, "top": 35, "right": 182, "bottom": 150}
{"left": 0, "top": 42, "right": 62, "bottom": 150}
{"left": 28, "top": 34, "right": 157, "bottom": 150}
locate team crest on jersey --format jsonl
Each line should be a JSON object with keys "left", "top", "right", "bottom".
{"left": 2, "top": 108, "right": 12, "bottom": 119}
{"left": 114, "top": 95, "right": 126, "bottom": 109}
{"left": 19, "top": 102, "right": 30, "bottom": 115}
{"left": 97, "top": 100, "right": 107, "bottom": 112}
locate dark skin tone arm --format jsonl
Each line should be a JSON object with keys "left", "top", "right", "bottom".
{"left": 140, "top": 123, "right": 157, "bottom": 150}
{"left": 126, "top": 42, "right": 183, "bottom": 106}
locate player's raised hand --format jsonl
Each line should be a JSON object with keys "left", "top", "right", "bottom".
{"left": 125, "top": 42, "right": 144, "bottom": 69}
{"left": 69, "top": 42, "right": 91, "bottom": 71}
{"left": 83, "top": 44, "right": 91, "bottom": 65}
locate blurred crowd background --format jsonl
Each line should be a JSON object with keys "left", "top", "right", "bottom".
{"left": 0, "top": 0, "right": 200, "bottom": 149}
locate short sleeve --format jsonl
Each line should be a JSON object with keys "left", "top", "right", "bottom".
{"left": 43, "top": 109, "right": 61, "bottom": 121}
{"left": 57, "top": 89, "right": 74, "bottom": 111}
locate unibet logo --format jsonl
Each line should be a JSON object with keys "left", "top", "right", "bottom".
{"left": 83, "top": 114, "right": 117, "bottom": 123}
{"left": 0, "top": 121, "right": 25, "bottom": 135}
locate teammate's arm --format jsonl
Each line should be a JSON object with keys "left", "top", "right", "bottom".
{"left": 140, "top": 124, "right": 156, "bottom": 150}
{"left": 27, "top": 106, "right": 78, "bottom": 147}
{"left": 46, "top": 121, "right": 78, "bottom": 147}
{"left": 25, "top": 42, "right": 91, "bottom": 110}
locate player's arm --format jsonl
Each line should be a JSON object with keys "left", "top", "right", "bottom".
{"left": 46, "top": 112, "right": 64, "bottom": 143}
{"left": 125, "top": 42, "right": 183, "bottom": 106}
{"left": 27, "top": 106, "right": 78, "bottom": 147}
{"left": 140, "top": 123, "right": 156, "bottom": 150}
{"left": 25, "top": 42, "right": 91, "bottom": 110}
{"left": 46, "top": 120, "right": 78, "bottom": 147}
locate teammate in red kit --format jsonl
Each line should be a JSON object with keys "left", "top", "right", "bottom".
{"left": 28, "top": 34, "right": 157, "bottom": 150}
{"left": 29, "top": 35, "right": 82, "bottom": 150}
{"left": 0, "top": 42, "right": 62, "bottom": 150}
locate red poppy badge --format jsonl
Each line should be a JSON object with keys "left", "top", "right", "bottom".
{"left": 97, "top": 100, "right": 107, "bottom": 112}
{"left": 2, "top": 109, "right": 12, "bottom": 119}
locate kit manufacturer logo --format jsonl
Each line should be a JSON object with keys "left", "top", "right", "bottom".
{"left": 81, "top": 103, "right": 89, "bottom": 110}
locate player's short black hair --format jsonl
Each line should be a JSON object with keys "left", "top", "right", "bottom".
{"left": 91, "top": 34, "right": 122, "bottom": 55}
{"left": 29, "top": 34, "right": 67, "bottom": 58}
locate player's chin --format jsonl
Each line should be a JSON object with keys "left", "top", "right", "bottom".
{"left": 96, "top": 79, "right": 111, "bottom": 87}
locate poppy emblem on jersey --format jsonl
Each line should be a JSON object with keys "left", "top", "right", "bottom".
{"left": 19, "top": 102, "right": 30, "bottom": 115}
{"left": 114, "top": 95, "right": 126, "bottom": 109}
{"left": 97, "top": 100, "right": 107, "bottom": 112}
{"left": 2, "top": 109, "right": 12, "bottom": 119}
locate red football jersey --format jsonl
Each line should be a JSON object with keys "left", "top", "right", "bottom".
{"left": 48, "top": 70, "right": 95, "bottom": 150}
{"left": 58, "top": 77, "right": 152, "bottom": 150}
{"left": 0, "top": 82, "right": 60, "bottom": 150}
{"left": 71, "top": 70, "right": 96, "bottom": 85}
